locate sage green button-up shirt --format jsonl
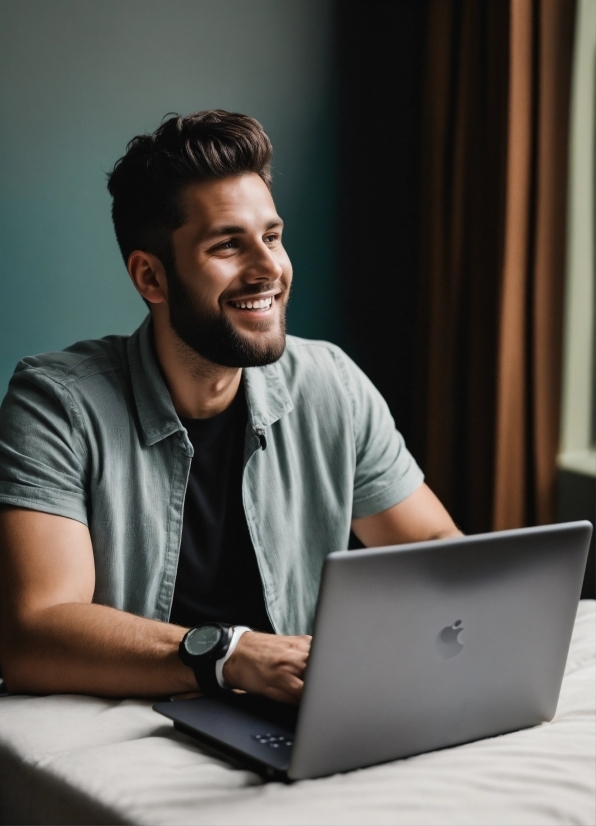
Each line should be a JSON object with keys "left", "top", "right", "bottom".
{"left": 0, "top": 317, "right": 423, "bottom": 634}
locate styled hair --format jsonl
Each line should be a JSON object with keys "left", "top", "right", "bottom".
{"left": 107, "top": 110, "right": 273, "bottom": 268}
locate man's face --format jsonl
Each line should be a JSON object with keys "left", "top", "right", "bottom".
{"left": 165, "top": 173, "right": 292, "bottom": 368}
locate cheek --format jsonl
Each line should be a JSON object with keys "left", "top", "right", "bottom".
{"left": 196, "top": 261, "right": 237, "bottom": 300}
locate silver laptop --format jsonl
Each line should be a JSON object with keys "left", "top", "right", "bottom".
{"left": 154, "top": 521, "right": 592, "bottom": 781}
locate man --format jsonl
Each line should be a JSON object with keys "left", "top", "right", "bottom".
{"left": 0, "top": 111, "right": 459, "bottom": 704}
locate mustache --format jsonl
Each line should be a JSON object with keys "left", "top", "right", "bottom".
{"left": 223, "top": 283, "right": 286, "bottom": 302}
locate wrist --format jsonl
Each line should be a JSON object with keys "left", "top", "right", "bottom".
{"left": 170, "top": 629, "right": 198, "bottom": 692}
{"left": 222, "top": 628, "right": 255, "bottom": 688}
{"left": 217, "top": 626, "right": 252, "bottom": 689}
{"left": 176, "top": 658, "right": 200, "bottom": 692}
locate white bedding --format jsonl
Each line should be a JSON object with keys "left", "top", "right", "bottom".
{"left": 0, "top": 601, "right": 594, "bottom": 826}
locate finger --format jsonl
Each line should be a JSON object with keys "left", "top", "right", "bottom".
{"left": 278, "top": 648, "right": 310, "bottom": 672}
{"left": 269, "top": 673, "right": 304, "bottom": 699}
{"left": 289, "top": 635, "right": 312, "bottom": 649}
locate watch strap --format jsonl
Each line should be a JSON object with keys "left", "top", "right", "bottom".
{"left": 215, "top": 626, "right": 252, "bottom": 689}
{"left": 179, "top": 624, "right": 233, "bottom": 696}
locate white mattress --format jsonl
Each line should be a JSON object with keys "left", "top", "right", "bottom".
{"left": 1, "top": 601, "right": 594, "bottom": 826}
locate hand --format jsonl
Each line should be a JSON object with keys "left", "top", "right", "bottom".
{"left": 223, "top": 631, "right": 311, "bottom": 704}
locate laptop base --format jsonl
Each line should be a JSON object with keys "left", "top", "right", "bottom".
{"left": 154, "top": 693, "right": 298, "bottom": 782}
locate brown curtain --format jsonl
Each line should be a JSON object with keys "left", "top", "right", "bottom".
{"left": 416, "top": 0, "right": 576, "bottom": 533}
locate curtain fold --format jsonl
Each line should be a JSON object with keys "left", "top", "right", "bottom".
{"left": 418, "top": 0, "right": 576, "bottom": 533}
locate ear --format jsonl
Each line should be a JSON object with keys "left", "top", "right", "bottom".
{"left": 127, "top": 251, "right": 168, "bottom": 304}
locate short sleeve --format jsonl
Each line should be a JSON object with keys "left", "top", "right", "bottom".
{"left": 0, "top": 364, "right": 89, "bottom": 525}
{"left": 333, "top": 349, "right": 424, "bottom": 519}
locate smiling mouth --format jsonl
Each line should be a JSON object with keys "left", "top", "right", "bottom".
{"left": 228, "top": 295, "right": 275, "bottom": 311}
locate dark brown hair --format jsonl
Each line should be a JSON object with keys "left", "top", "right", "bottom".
{"left": 107, "top": 110, "right": 272, "bottom": 269}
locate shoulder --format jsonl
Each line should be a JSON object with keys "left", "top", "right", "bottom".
{"left": 279, "top": 335, "right": 352, "bottom": 380}
{"left": 9, "top": 334, "right": 129, "bottom": 393}
{"left": 278, "top": 336, "right": 371, "bottom": 398}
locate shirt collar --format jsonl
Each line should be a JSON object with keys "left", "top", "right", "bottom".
{"left": 128, "top": 316, "right": 294, "bottom": 446}
{"left": 243, "top": 360, "right": 294, "bottom": 431}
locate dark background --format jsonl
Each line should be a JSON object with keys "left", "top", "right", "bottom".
{"left": 337, "top": 1, "right": 428, "bottom": 453}
{"left": 335, "top": 0, "right": 594, "bottom": 596}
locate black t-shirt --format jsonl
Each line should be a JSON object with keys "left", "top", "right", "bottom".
{"left": 169, "top": 388, "right": 274, "bottom": 633}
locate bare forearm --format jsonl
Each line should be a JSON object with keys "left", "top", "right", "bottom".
{"left": 1, "top": 603, "right": 195, "bottom": 697}
{"left": 351, "top": 484, "right": 462, "bottom": 547}
{"left": 429, "top": 527, "right": 464, "bottom": 540}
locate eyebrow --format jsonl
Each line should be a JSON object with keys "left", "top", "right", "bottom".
{"left": 205, "top": 219, "right": 284, "bottom": 240}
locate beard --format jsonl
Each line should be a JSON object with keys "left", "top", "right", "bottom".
{"left": 166, "top": 266, "right": 288, "bottom": 369}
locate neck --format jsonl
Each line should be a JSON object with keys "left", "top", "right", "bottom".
{"left": 151, "top": 311, "right": 241, "bottom": 419}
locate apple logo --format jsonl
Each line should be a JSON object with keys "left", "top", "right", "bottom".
{"left": 436, "top": 620, "right": 464, "bottom": 659}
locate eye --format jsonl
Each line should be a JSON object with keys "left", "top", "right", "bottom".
{"left": 213, "top": 239, "right": 238, "bottom": 252}
{"left": 264, "top": 233, "right": 279, "bottom": 244}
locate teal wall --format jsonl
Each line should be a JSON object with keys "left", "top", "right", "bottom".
{"left": 0, "top": 0, "right": 340, "bottom": 397}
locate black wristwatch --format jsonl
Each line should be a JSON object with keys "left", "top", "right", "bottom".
{"left": 178, "top": 623, "right": 234, "bottom": 696}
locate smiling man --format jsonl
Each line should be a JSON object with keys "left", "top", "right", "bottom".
{"left": 0, "top": 111, "right": 460, "bottom": 703}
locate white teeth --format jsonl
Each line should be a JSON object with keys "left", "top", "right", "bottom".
{"left": 232, "top": 296, "right": 274, "bottom": 309}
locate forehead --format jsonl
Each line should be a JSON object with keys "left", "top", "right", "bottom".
{"left": 179, "top": 173, "right": 278, "bottom": 229}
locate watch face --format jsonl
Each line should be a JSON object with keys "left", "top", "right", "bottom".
{"left": 185, "top": 626, "right": 222, "bottom": 657}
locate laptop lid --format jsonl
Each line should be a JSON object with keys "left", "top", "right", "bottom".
{"left": 288, "top": 521, "right": 592, "bottom": 779}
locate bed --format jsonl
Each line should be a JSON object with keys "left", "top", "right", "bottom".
{"left": 0, "top": 600, "right": 594, "bottom": 826}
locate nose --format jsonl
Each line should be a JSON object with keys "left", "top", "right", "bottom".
{"left": 242, "top": 240, "right": 284, "bottom": 284}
